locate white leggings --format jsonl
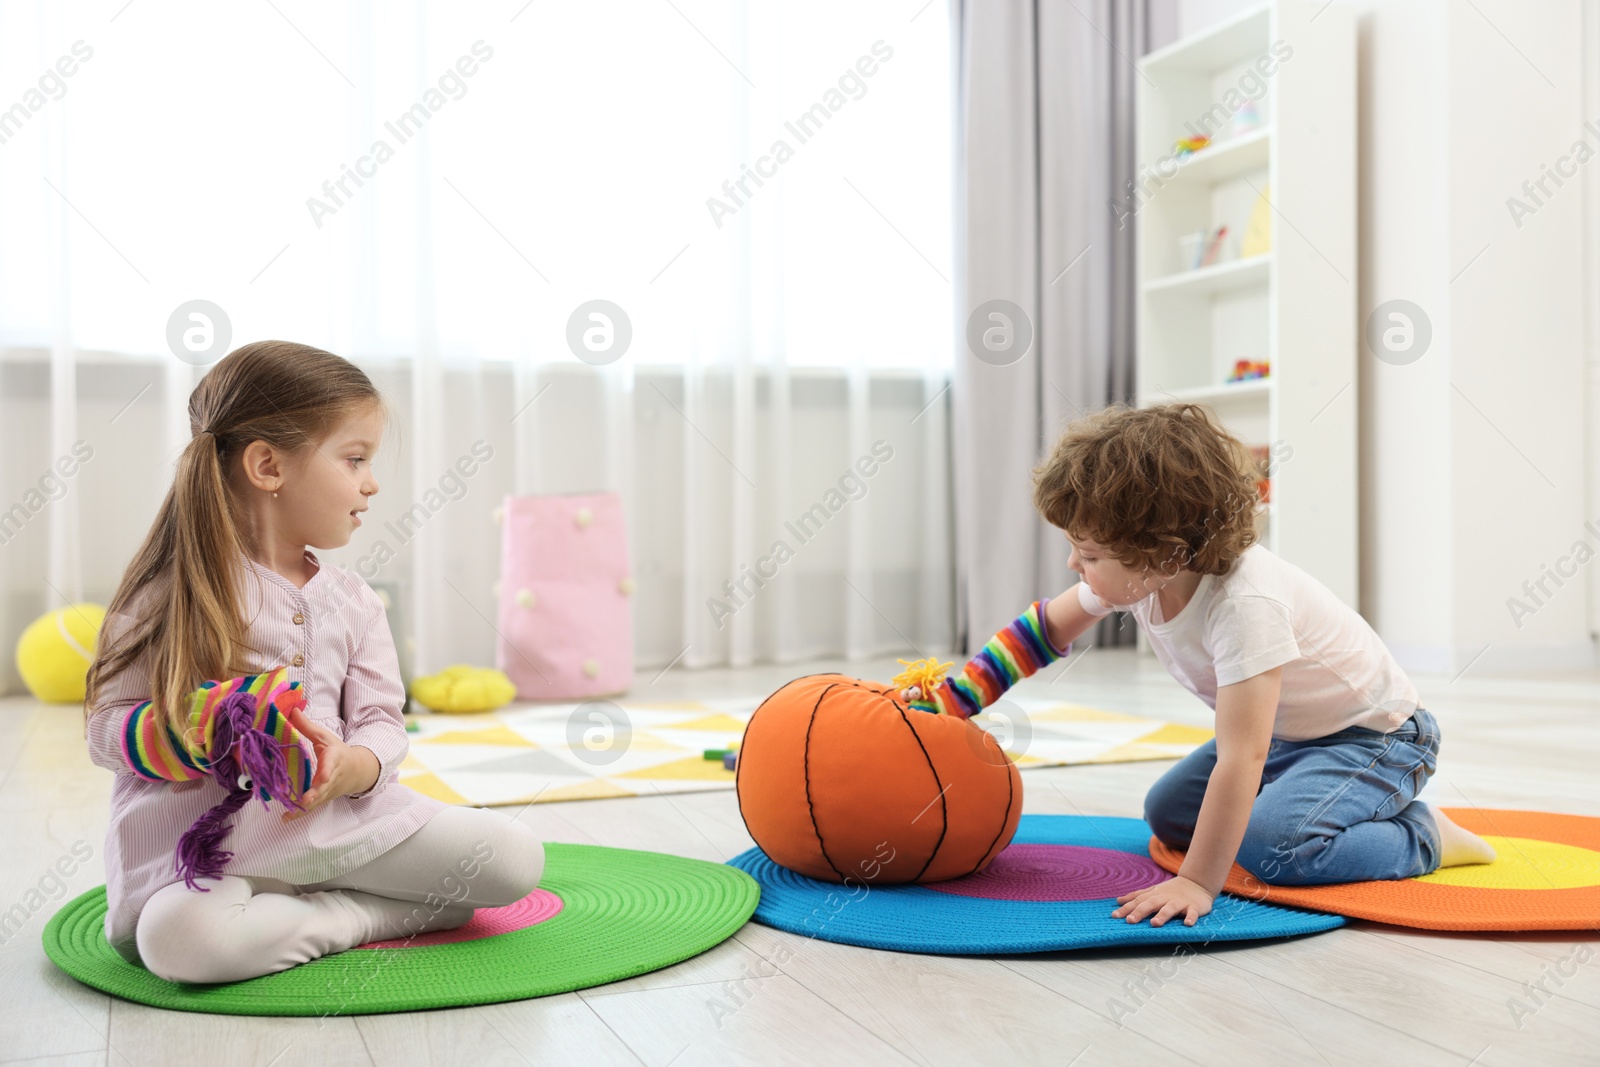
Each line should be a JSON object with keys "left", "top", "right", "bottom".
{"left": 135, "top": 806, "right": 545, "bottom": 985}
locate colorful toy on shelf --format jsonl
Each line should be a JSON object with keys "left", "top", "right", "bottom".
{"left": 1173, "top": 134, "right": 1211, "bottom": 159}
{"left": 16, "top": 603, "right": 106, "bottom": 703}
{"left": 1227, "top": 359, "right": 1270, "bottom": 382}
{"left": 1248, "top": 444, "right": 1273, "bottom": 505}
{"left": 1179, "top": 224, "right": 1233, "bottom": 271}
{"left": 735, "top": 671, "right": 1022, "bottom": 885}
{"left": 409, "top": 665, "right": 517, "bottom": 714}
{"left": 1229, "top": 98, "right": 1263, "bottom": 137}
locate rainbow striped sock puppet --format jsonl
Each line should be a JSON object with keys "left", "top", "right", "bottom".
{"left": 119, "top": 666, "right": 313, "bottom": 889}
{"left": 892, "top": 599, "right": 1070, "bottom": 718}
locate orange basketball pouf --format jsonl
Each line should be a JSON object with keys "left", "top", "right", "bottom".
{"left": 735, "top": 673, "right": 1023, "bottom": 884}
{"left": 1148, "top": 808, "right": 1600, "bottom": 931}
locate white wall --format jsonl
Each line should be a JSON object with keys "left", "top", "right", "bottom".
{"left": 1176, "top": 0, "right": 1598, "bottom": 675}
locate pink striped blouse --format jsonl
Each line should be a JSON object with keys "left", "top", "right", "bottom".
{"left": 86, "top": 547, "right": 446, "bottom": 962}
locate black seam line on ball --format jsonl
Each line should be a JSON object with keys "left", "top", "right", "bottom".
{"left": 735, "top": 673, "right": 821, "bottom": 845}
{"left": 736, "top": 671, "right": 844, "bottom": 848}
{"left": 886, "top": 696, "right": 949, "bottom": 882}
{"left": 969, "top": 727, "right": 1015, "bottom": 878}
{"left": 804, "top": 682, "right": 851, "bottom": 883}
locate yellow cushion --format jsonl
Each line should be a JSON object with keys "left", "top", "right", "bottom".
{"left": 410, "top": 664, "right": 517, "bottom": 714}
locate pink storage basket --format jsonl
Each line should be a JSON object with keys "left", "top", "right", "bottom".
{"left": 495, "top": 492, "right": 634, "bottom": 700}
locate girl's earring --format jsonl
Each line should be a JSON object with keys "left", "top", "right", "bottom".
{"left": 272, "top": 491, "right": 279, "bottom": 499}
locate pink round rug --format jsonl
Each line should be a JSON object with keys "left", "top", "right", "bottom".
{"left": 923, "top": 844, "right": 1168, "bottom": 902}
{"left": 357, "top": 888, "right": 564, "bottom": 950}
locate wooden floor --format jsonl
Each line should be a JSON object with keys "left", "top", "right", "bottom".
{"left": 3, "top": 649, "right": 1596, "bottom": 1066}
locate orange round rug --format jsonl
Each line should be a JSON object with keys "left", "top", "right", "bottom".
{"left": 1147, "top": 808, "right": 1600, "bottom": 931}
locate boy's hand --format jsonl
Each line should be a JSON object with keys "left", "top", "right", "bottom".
{"left": 280, "top": 704, "right": 381, "bottom": 822}
{"left": 1112, "top": 874, "right": 1215, "bottom": 927}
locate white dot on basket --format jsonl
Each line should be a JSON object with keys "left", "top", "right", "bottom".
{"left": 618, "top": 577, "right": 636, "bottom": 595}
{"left": 492, "top": 506, "right": 505, "bottom": 524}
{"left": 516, "top": 588, "right": 536, "bottom": 609}
{"left": 575, "top": 507, "right": 593, "bottom": 528}
{"left": 376, "top": 588, "right": 392, "bottom": 610}
{"left": 582, "top": 658, "right": 600, "bottom": 677}
{"left": 491, "top": 581, "right": 501, "bottom": 600}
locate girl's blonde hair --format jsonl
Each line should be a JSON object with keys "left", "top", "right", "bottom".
{"left": 84, "top": 340, "right": 389, "bottom": 739}
{"left": 1032, "top": 402, "right": 1262, "bottom": 577}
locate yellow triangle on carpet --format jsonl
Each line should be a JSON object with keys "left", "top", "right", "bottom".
{"left": 532, "top": 779, "right": 640, "bottom": 802}
{"left": 657, "top": 713, "right": 750, "bottom": 733}
{"left": 412, "top": 711, "right": 499, "bottom": 726}
{"left": 616, "top": 755, "right": 738, "bottom": 781}
{"left": 612, "top": 732, "right": 692, "bottom": 752}
{"left": 1131, "top": 723, "right": 1215, "bottom": 746}
{"left": 1032, "top": 704, "right": 1149, "bottom": 724}
{"left": 567, "top": 731, "right": 687, "bottom": 754}
{"left": 628, "top": 701, "right": 719, "bottom": 711}
{"left": 1083, "top": 741, "right": 1189, "bottom": 764}
{"left": 399, "top": 772, "right": 472, "bottom": 805}
{"left": 419, "top": 724, "right": 536, "bottom": 747}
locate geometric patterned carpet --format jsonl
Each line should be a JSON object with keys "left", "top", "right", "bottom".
{"left": 397, "top": 697, "right": 1213, "bottom": 808}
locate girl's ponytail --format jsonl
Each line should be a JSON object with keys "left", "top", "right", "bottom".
{"left": 152, "top": 427, "right": 258, "bottom": 740}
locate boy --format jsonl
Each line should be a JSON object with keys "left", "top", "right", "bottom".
{"left": 910, "top": 403, "right": 1493, "bottom": 927}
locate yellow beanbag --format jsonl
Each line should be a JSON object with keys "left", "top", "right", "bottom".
{"left": 410, "top": 664, "right": 517, "bottom": 714}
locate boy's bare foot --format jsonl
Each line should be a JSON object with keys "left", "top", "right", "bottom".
{"left": 1421, "top": 803, "right": 1497, "bottom": 867}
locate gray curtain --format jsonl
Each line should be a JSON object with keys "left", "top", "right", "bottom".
{"left": 950, "top": 0, "right": 1175, "bottom": 654}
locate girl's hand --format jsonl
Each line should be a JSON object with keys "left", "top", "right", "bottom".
{"left": 1112, "top": 874, "right": 1215, "bottom": 927}
{"left": 279, "top": 704, "right": 381, "bottom": 823}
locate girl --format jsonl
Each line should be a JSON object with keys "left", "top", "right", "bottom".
{"left": 909, "top": 403, "right": 1495, "bottom": 927}
{"left": 84, "top": 340, "right": 545, "bottom": 984}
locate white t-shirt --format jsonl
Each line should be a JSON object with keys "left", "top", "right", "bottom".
{"left": 1076, "top": 544, "right": 1420, "bottom": 741}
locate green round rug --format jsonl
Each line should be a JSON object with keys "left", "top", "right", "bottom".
{"left": 43, "top": 843, "right": 759, "bottom": 1015}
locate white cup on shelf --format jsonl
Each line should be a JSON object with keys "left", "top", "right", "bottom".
{"left": 1177, "top": 232, "right": 1205, "bottom": 272}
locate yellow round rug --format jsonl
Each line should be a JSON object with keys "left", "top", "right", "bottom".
{"left": 1148, "top": 808, "right": 1600, "bottom": 931}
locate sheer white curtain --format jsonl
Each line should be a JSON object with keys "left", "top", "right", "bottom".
{"left": 0, "top": 0, "right": 955, "bottom": 690}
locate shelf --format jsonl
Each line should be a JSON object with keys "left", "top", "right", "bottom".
{"left": 1135, "top": 0, "right": 1358, "bottom": 611}
{"left": 1144, "top": 254, "right": 1271, "bottom": 297}
{"left": 1140, "top": 3, "right": 1270, "bottom": 74}
{"left": 1132, "top": 2, "right": 1356, "bottom": 607}
{"left": 1165, "top": 126, "right": 1271, "bottom": 186}
{"left": 1139, "top": 378, "right": 1271, "bottom": 407}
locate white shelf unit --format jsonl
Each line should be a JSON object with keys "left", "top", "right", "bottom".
{"left": 1133, "top": 0, "right": 1358, "bottom": 612}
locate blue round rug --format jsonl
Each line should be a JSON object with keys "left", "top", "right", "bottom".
{"left": 727, "top": 813, "right": 1346, "bottom": 953}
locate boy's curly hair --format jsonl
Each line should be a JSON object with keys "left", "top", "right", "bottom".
{"left": 1032, "top": 402, "right": 1262, "bottom": 577}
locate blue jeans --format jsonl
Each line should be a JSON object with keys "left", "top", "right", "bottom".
{"left": 1144, "top": 707, "right": 1442, "bottom": 885}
